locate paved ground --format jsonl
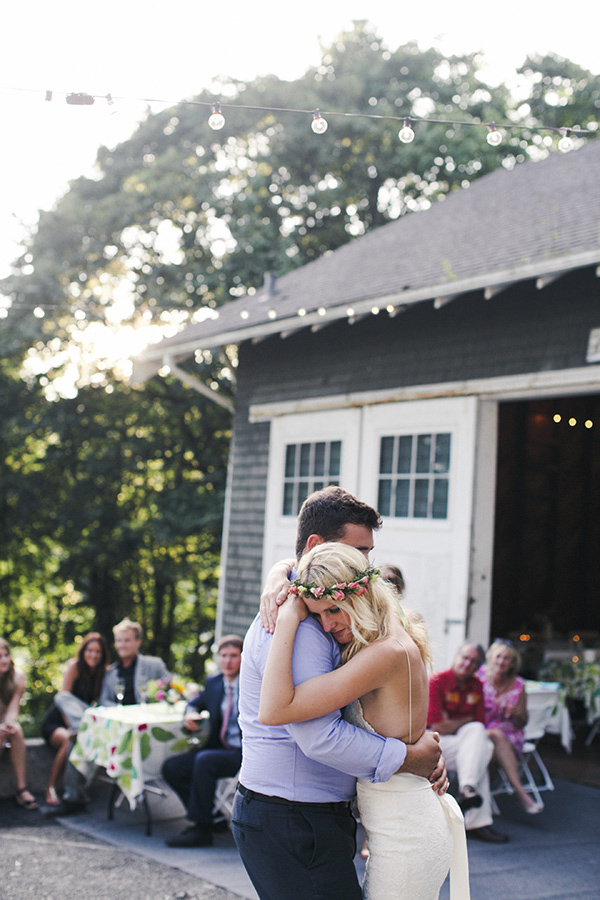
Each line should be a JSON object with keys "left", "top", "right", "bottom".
{"left": 1, "top": 775, "right": 599, "bottom": 900}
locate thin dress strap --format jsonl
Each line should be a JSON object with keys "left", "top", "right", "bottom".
{"left": 393, "top": 636, "right": 412, "bottom": 744}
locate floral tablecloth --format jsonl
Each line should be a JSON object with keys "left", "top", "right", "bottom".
{"left": 70, "top": 702, "right": 209, "bottom": 808}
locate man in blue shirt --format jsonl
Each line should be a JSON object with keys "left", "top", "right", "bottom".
{"left": 232, "top": 486, "right": 445, "bottom": 900}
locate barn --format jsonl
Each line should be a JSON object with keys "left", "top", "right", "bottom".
{"left": 134, "top": 140, "right": 600, "bottom": 669}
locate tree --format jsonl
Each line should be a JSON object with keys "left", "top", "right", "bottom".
{"left": 0, "top": 23, "right": 596, "bottom": 726}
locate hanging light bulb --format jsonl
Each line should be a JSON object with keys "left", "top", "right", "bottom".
{"left": 398, "top": 118, "right": 415, "bottom": 143}
{"left": 558, "top": 129, "right": 573, "bottom": 153}
{"left": 208, "top": 102, "right": 225, "bottom": 130}
{"left": 311, "top": 109, "right": 328, "bottom": 134}
{"left": 486, "top": 124, "right": 503, "bottom": 146}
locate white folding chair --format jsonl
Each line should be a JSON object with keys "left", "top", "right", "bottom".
{"left": 212, "top": 770, "right": 240, "bottom": 828}
{"left": 491, "top": 692, "right": 555, "bottom": 811}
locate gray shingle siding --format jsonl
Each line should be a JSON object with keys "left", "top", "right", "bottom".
{"left": 218, "top": 381, "right": 271, "bottom": 634}
{"left": 239, "top": 267, "right": 599, "bottom": 406}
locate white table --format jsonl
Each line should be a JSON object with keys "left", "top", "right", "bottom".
{"left": 525, "top": 680, "right": 572, "bottom": 753}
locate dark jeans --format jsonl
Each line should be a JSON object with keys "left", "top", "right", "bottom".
{"left": 231, "top": 789, "right": 361, "bottom": 900}
{"left": 162, "top": 746, "right": 241, "bottom": 829}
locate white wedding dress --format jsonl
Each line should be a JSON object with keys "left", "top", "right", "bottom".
{"left": 344, "top": 680, "right": 470, "bottom": 900}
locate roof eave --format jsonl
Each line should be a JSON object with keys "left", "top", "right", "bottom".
{"left": 133, "top": 248, "right": 600, "bottom": 378}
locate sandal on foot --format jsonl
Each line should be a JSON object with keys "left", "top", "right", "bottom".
{"left": 16, "top": 788, "right": 38, "bottom": 810}
{"left": 45, "top": 786, "right": 60, "bottom": 806}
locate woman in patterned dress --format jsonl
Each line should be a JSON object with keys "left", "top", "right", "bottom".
{"left": 478, "top": 639, "right": 542, "bottom": 814}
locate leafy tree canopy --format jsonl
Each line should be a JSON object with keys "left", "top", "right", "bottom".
{"left": 2, "top": 22, "right": 596, "bottom": 394}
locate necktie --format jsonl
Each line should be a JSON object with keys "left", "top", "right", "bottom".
{"left": 220, "top": 683, "right": 233, "bottom": 747}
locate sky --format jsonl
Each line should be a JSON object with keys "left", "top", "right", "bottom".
{"left": 1, "top": 0, "right": 597, "bottom": 277}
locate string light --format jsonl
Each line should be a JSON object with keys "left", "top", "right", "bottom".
{"left": 486, "top": 123, "right": 503, "bottom": 146}
{"left": 8, "top": 86, "right": 596, "bottom": 149}
{"left": 311, "top": 109, "right": 328, "bottom": 134}
{"left": 398, "top": 118, "right": 415, "bottom": 143}
{"left": 208, "top": 102, "right": 225, "bottom": 130}
{"left": 66, "top": 92, "right": 95, "bottom": 106}
{"left": 558, "top": 129, "right": 574, "bottom": 152}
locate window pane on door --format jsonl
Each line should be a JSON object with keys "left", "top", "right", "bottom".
{"left": 282, "top": 440, "right": 344, "bottom": 515}
{"left": 377, "top": 432, "right": 451, "bottom": 519}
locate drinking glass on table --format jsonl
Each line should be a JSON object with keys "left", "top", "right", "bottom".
{"left": 115, "top": 679, "right": 125, "bottom": 704}
{"left": 138, "top": 678, "right": 148, "bottom": 704}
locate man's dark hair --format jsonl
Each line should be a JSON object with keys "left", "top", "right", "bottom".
{"left": 295, "top": 486, "right": 382, "bottom": 558}
{"left": 217, "top": 634, "right": 244, "bottom": 653}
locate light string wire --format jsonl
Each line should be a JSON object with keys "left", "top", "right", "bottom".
{"left": 3, "top": 86, "right": 598, "bottom": 144}
{"left": 1, "top": 85, "right": 596, "bottom": 317}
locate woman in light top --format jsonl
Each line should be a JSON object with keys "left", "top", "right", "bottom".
{"left": 259, "top": 542, "right": 470, "bottom": 900}
{"left": 0, "top": 638, "right": 38, "bottom": 809}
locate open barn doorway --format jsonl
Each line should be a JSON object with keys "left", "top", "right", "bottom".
{"left": 491, "top": 394, "right": 600, "bottom": 676}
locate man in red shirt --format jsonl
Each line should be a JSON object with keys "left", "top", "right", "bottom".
{"left": 428, "top": 641, "right": 508, "bottom": 843}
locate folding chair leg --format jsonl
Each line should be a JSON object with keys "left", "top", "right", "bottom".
{"left": 108, "top": 782, "right": 121, "bottom": 820}
{"left": 142, "top": 791, "right": 152, "bottom": 836}
{"left": 530, "top": 750, "right": 554, "bottom": 793}
{"left": 585, "top": 718, "right": 600, "bottom": 747}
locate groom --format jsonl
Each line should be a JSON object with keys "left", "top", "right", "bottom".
{"left": 232, "top": 486, "right": 446, "bottom": 900}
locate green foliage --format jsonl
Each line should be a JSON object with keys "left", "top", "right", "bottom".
{"left": 0, "top": 23, "right": 596, "bottom": 731}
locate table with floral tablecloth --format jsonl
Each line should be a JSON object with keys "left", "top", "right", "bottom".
{"left": 70, "top": 702, "right": 209, "bottom": 808}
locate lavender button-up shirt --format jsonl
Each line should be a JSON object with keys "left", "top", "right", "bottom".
{"left": 238, "top": 613, "right": 407, "bottom": 802}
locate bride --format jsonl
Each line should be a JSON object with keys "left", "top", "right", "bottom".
{"left": 259, "top": 542, "right": 470, "bottom": 900}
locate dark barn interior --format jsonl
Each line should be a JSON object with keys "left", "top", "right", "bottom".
{"left": 491, "top": 394, "right": 600, "bottom": 673}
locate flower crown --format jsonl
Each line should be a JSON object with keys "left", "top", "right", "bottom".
{"left": 289, "top": 566, "right": 380, "bottom": 602}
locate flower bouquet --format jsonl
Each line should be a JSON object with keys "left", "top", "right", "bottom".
{"left": 145, "top": 678, "right": 200, "bottom": 705}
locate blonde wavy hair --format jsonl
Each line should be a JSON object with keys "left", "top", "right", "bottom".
{"left": 295, "top": 543, "right": 432, "bottom": 668}
{"left": 485, "top": 639, "right": 521, "bottom": 677}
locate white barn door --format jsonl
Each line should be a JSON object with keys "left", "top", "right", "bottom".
{"left": 262, "top": 396, "right": 493, "bottom": 668}
{"left": 358, "top": 396, "right": 480, "bottom": 668}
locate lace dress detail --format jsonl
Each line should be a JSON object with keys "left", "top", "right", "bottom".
{"left": 344, "top": 640, "right": 470, "bottom": 900}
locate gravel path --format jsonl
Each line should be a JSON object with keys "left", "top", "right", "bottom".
{"left": 1, "top": 800, "right": 242, "bottom": 900}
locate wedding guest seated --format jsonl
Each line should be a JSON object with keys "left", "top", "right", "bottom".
{"left": 0, "top": 637, "right": 38, "bottom": 810}
{"left": 43, "top": 617, "right": 169, "bottom": 817}
{"left": 478, "top": 639, "right": 543, "bottom": 814}
{"left": 99, "top": 618, "right": 169, "bottom": 705}
{"left": 162, "top": 634, "right": 243, "bottom": 848}
{"left": 428, "top": 641, "right": 508, "bottom": 843}
{"left": 41, "top": 632, "right": 109, "bottom": 805}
